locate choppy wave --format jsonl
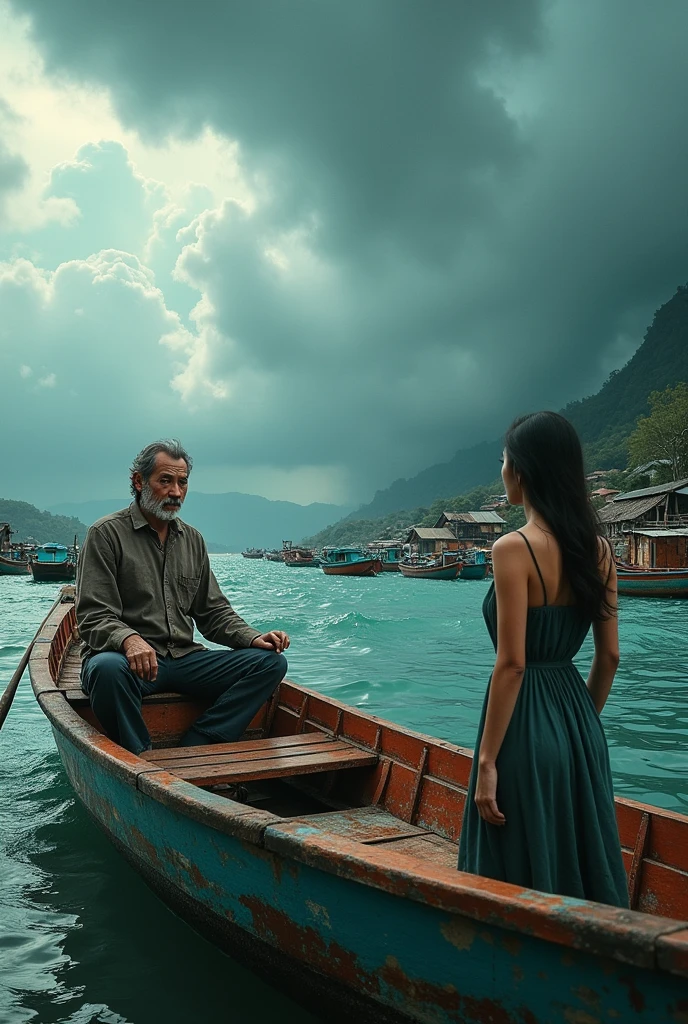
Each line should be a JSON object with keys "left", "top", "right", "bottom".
{"left": 1, "top": 559, "right": 687, "bottom": 1020}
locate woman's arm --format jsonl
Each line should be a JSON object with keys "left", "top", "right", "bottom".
{"left": 475, "top": 535, "right": 529, "bottom": 825}
{"left": 587, "top": 542, "right": 620, "bottom": 714}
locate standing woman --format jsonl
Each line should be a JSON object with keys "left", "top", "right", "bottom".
{"left": 458, "top": 411, "right": 628, "bottom": 907}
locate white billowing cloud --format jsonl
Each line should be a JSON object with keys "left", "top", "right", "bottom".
{"left": 0, "top": 249, "right": 195, "bottom": 491}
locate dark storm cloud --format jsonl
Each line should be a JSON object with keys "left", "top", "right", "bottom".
{"left": 8, "top": 0, "right": 688, "bottom": 498}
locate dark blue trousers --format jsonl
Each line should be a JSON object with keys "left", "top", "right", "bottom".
{"left": 81, "top": 648, "right": 287, "bottom": 755}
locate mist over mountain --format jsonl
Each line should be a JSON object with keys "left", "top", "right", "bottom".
{"left": 49, "top": 492, "right": 353, "bottom": 551}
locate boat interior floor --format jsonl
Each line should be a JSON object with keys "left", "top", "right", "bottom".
{"left": 137, "top": 734, "right": 458, "bottom": 867}
{"left": 60, "top": 647, "right": 458, "bottom": 870}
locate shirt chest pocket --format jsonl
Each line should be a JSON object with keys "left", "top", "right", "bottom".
{"left": 176, "top": 574, "right": 201, "bottom": 612}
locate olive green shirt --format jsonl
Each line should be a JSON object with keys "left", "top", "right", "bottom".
{"left": 76, "top": 502, "right": 261, "bottom": 660}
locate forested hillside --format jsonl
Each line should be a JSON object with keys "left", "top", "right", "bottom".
{"left": 564, "top": 284, "right": 688, "bottom": 468}
{"left": 0, "top": 499, "right": 87, "bottom": 546}
{"left": 346, "top": 283, "right": 688, "bottom": 521}
{"left": 306, "top": 283, "right": 688, "bottom": 546}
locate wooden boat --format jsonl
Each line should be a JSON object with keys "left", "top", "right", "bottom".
{"left": 0, "top": 523, "right": 31, "bottom": 575}
{"left": 616, "top": 565, "right": 688, "bottom": 598}
{"left": 0, "top": 552, "right": 31, "bottom": 575}
{"left": 457, "top": 553, "right": 489, "bottom": 581}
{"left": 241, "top": 548, "right": 266, "bottom": 559}
{"left": 29, "top": 543, "right": 77, "bottom": 583}
{"left": 284, "top": 547, "right": 320, "bottom": 568}
{"left": 369, "top": 544, "right": 404, "bottom": 572}
{"left": 321, "top": 548, "right": 382, "bottom": 576}
{"left": 28, "top": 589, "right": 688, "bottom": 1023}
{"left": 265, "top": 550, "right": 286, "bottom": 562}
{"left": 399, "top": 554, "right": 462, "bottom": 580}
{"left": 458, "top": 563, "right": 489, "bottom": 580}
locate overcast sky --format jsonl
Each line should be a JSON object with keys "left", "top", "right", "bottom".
{"left": 1, "top": 0, "right": 688, "bottom": 509}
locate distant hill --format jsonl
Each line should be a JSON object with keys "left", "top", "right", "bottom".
{"left": 348, "top": 283, "right": 688, "bottom": 520}
{"left": 48, "top": 492, "right": 353, "bottom": 552}
{"left": 347, "top": 439, "right": 502, "bottom": 521}
{"left": 0, "top": 499, "right": 87, "bottom": 546}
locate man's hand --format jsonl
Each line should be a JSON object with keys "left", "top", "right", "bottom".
{"left": 122, "top": 634, "right": 159, "bottom": 681}
{"left": 251, "top": 630, "right": 290, "bottom": 654}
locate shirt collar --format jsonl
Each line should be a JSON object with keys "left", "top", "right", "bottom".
{"left": 129, "top": 500, "right": 185, "bottom": 533}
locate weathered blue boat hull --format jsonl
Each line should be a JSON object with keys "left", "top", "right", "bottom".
{"left": 458, "top": 564, "right": 489, "bottom": 581}
{"left": 617, "top": 570, "right": 688, "bottom": 598}
{"left": 53, "top": 727, "right": 688, "bottom": 1024}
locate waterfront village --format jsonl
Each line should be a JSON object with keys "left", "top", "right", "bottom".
{"left": 235, "top": 467, "right": 688, "bottom": 594}
{"left": 2, "top": 466, "right": 687, "bottom": 593}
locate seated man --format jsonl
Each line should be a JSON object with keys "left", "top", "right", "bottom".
{"left": 76, "top": 439, "right": 289, "bottom": 755}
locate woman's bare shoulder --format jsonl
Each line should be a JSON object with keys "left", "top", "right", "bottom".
{"left": 492, "top": 532, "right": 527, "bottom": 559}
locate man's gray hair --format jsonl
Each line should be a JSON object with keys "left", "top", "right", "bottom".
{"left": 130, "top": 440, "right": 193, "bottom": 496}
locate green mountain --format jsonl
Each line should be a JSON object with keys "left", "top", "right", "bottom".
{"left": 0, "top": 499, "right": 87, "bottom": 546}
{"left": 348, "top": 283, "right": 688, "bottom": 521}
{"left": 564, "top": 283, "right": 688, "bottom": 468}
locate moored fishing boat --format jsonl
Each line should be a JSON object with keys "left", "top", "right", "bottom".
{"left": 283, "top": 543, "right": 320, "bottom": 567}
{"left": 616, "top": 564, "right": 688, "bottom": 598}
{"left": 321, "top": 548, "right": 382, "bottom": 576}
{"left": 241, "top": 548, "right": 266, "bottom": 559}
{"left": 27, "top": 589, "right": 688, "bottom": 1023}
{"left": 29, "top": 542, "right": 77, "bottom": 583}
{"left": 0, "top": 552, "right": 31, "bottom": 576}
{"left": 0, "top": 523, "right": 32, "bottom": 575}
{"left": 399, "top": 553, "right": 462, "bottom": 580}
{"left": 457, "top": 551, "right": 489, "bottom": 581}
{"left": 369, "top": 542, "right": 404, "bottom": 572}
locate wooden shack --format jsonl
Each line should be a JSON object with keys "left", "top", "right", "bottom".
{"left": 598, "top": 478, "right": 688, "bottom": 567}
{"left": 434, "top": 511, "right": 506, "bottom": 549}
{"left": 405, "top": 527, "right": 457, "bottom": 556}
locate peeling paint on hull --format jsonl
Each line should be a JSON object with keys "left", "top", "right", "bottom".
{"left": 55, "top": 730, "right": 688, "bottom": 1024}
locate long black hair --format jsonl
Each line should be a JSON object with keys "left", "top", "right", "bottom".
{"left": 504, "top": 411, "right": 613, "bottom": 620}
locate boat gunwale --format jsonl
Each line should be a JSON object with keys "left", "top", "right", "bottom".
{"left": 28, "top": 590, "right": 688, "bottom": 979}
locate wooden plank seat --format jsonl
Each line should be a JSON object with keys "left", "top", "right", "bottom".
{"left": 62, "top": 688, "right": 199, "bottom": 706}
{"left": 140, "top": 732, "right": 378, "bottom": 787}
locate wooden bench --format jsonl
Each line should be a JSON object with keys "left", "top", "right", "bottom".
{"left": 140, "top": 732, "right": 378, "bottom": 787}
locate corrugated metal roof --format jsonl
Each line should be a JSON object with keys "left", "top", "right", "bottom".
{"left": 612, "top": 478, "right": 688, "bottom": 501}
{"left": 407, "top": 527, "right": 456, "bottom": 540}
{"left": 442, "top": 511, "right": 506, "bottom": 524}
{"left": 597, "top": 494, "right": 664, "bottom": 523}
{"left": 633, "top": 529, "right": 688, "bottom": 537}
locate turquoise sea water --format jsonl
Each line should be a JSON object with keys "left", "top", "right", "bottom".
{"left": 1, "top": 555, "right": 686, "bottom": 1023}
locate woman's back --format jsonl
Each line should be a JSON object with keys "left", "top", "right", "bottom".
{"left": 482, "top": 529, "right": 592, "bottom": 667}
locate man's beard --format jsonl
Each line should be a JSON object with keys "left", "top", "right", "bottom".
{"left": 139, "top": 483, "right": 183, "bottom": 521}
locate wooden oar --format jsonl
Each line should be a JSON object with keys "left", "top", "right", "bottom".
{"left": 0, "top": 608, "right": 54, "bottom": 732}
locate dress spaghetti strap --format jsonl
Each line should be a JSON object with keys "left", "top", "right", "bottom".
{"left": 516, "top": 531, "right": 548, "bottom": 606}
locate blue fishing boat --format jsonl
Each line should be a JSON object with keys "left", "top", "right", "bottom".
{"left": 29, "top": 542, "right": 77, "bottom": 583}
{"left": 458, "top": 551, "right": 489, "bottom": 581}
{"left": 321, "top": 548, "right": 382, "bottom": 576}
{"left": 28, "top": 590, "right": 688, "bottom": 1023}
{"left": 369, "top": 542, "right": 405, "bottom": 572}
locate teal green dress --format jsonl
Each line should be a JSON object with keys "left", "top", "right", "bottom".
{"left": 458, "top": 535, "right": 629, "bottom": 908}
